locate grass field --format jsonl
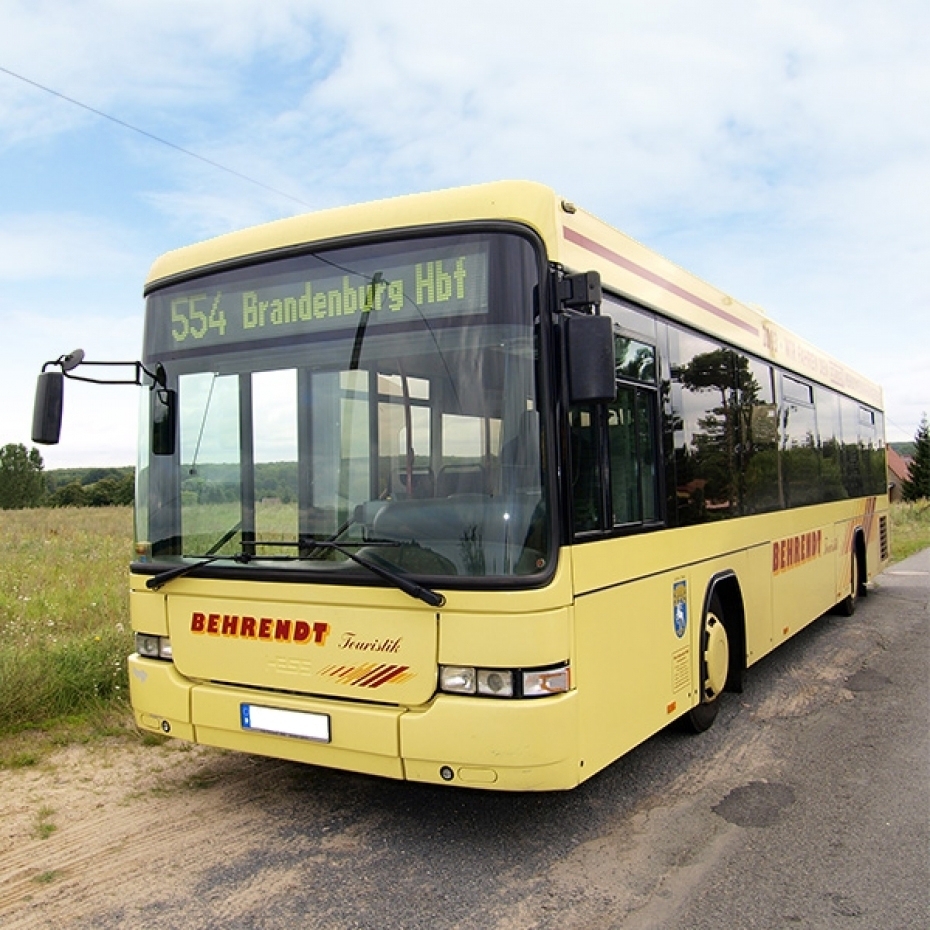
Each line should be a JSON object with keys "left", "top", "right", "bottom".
{"left": 1, "top": 500, "right": 928, "bottom": 763}
{"left": 0, "top": 507, "right": 133, "bottom": 750}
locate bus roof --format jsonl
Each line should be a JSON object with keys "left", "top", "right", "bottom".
{"left": 146, "top": 180, "right": 882, "bottom": 410}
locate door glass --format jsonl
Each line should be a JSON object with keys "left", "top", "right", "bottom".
{"left": 609, "top": 387, "right": 641, "bottom": 524}
{"left": 608, "top": 386, "right": 659, "bottom": 526}
{"left": 570, "top": 406, "right": 601, "bottom": 533}
{"left": 636, "top": 389, "right": 658, "bottom": 522}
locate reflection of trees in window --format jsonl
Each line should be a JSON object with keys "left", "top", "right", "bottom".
{"left": 681, "top": 348, "right": 740, "bottom": 518}
{"left": 615, "top": 336, "right": 656, "bottom": 382}
{"left": 816, "top": 389, "right": 847, "bottom": 502}
{"left": 858, "top": 408, "right": 887, "bottom": 496}
{"left": 839, "top": 397, "right": 864, "bottom": 498}
{"left": 836, "top": 398, "right": 885, "bottom": 498}
{"left": 840, "top": 397, "right": 869, "bottom": 497}
{"left": 820, "top": 437, "right": 846, "bottom": 500}
{"left": 780, "top": 407, "right": 821, "bottom": 507}
{"left": 673, "top": 344, "right": 777, "bottom": 523}
{"left": 741, "top": 359, "right": 779, "bottom": 514}
{"left": 779, "top": 375, "right": 821, "bottom": 507}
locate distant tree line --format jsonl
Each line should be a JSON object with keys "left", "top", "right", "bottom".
{"left": 0, "top": 443, "right": 300, "bottom": 510}
{"left": 0, "top": 443, "right": 134, "bottom": 509}
{"left": 181, "top": 461, "right": 298, "bottom": 506}
{"left": 46, "top": 469, "right": 135, "bottom": 508}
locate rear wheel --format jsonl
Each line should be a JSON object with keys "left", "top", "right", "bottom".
{"left": 684, "top": 593, "right": 729, "bottom": 733}
{"left": 835, "top": 551, "right": 860, "bottom": 617}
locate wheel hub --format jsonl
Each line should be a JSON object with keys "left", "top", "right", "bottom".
{"left": 704, "top": 613, "right": 729, "bottom": 698}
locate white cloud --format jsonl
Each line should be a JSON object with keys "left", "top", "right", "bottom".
{"left": 0, "top": 0, "right": 329, "bottom": 156}
{"left": 1, "top": 0, "right": 927, "bottom": 459}
{"left": 0, "top": 213, "right": 140, "bottom": 282}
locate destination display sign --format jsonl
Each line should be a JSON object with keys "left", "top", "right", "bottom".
{"left": 146, "top": 239, "right": 490, "bottom": 358}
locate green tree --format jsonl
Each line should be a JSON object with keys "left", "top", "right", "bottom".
{"left": 902, "top": 413, "right": 930, "bottom": 501}
{"left": 86, "top": 473, "right": 135, "bottom": 506}
{"left": 0, "top": 443, "right": 46, "bottom": 509}
{"left": 49, "top": 481, "right": 88, "bottom": 507}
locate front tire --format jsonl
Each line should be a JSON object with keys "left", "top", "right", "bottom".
{"left": 684, "top": 593, "right": 729, "bottom": 733}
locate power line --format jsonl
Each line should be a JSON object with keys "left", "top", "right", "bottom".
{"left": 0, "top": 64, "right": 312, "bottom": 208}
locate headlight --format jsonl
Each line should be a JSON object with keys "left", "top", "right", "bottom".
{"left": 477, "top": 669, "right": 514, "bottom": 697}
{"left": 438, "top": 662, "right": 569, "bottom": 698}
{"left": 439, "top": 665, "right": 476, "bottom": 694}
{"left": 135, "top": 632, "right": 172, "bottom": 660}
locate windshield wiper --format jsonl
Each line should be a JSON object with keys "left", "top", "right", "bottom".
{"left": 304, "top": 540, "right": 446, "bottom": 609}
{"left": 146, "top": 553, "right": 246, "bottom": 590}
{"left": 145, "top": 540, "right": 446, "bottom": 608}
{"left": 145, "top": 550, "right": 297, "bottom": 590}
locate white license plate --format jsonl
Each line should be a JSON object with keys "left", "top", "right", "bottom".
{"left": 240, "top": 703, "right": 330, "bottom": 742}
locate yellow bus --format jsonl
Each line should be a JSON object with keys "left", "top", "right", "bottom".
{"left": 37, "top": 181, "right": 890, "bottom": 789}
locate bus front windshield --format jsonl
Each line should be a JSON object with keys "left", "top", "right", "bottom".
{"left": 136, "top": 232, "right": 550, "bottom": 582}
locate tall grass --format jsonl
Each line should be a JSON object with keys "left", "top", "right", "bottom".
{"left": 888, "top": 498, "right": 930, "bottom": 562}
{"left": 0, "top": 507, "right": 133, "bottom": 736}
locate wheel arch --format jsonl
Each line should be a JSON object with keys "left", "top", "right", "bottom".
{"left": 703, "top": 571, "right": 746, "bottom": 694}
{"left": 852, "top": 528, "right": 868, "bottom": 597}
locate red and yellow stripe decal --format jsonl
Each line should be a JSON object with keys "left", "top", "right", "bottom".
{"left": 319, "top": 663, "right": 414, "bottom": 689}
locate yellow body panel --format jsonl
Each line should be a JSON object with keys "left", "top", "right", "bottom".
{"left": 401, "top": 693, "right": 579, "bottom": 790}
{"left": 129, "top": 564, "right": 583, "bottom": 788}
{"left": 129, "top": 654, "right": 195, "bottom": 742}
{"left": 130, "top": 586, "right": 168, "bottom": 636}
{"left": 438, "top": 607, "right": 571, "bottom": 668}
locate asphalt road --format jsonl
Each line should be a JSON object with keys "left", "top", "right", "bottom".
{"left": 7, "top": 549, "right": 928, "bottom": 929}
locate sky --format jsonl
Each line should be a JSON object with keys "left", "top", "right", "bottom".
{"left": 1, "top": 0, "right": 928, "bottom": 468}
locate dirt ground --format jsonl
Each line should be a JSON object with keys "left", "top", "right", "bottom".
{"left": 1, "top": 736, "right": 240, "bottom": 926}
{"left": 0, "top": 721, "right": 772, "bottom": 930}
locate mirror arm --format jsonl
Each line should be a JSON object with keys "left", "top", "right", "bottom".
{"left": 42, "top": 355, "right": 166, "bottom": 390}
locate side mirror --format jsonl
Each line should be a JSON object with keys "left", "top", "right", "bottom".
{"left": 565, "top": 314, "right": 616, "bottom": 404}
{"left": 32, "top": 371, "right": 64, "bottom": 444}
{"left": 32, "top": 350, "right": 174, "bottom": 453}
{"left": 152, "top": 389, "right": 177, "bottom": 456}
